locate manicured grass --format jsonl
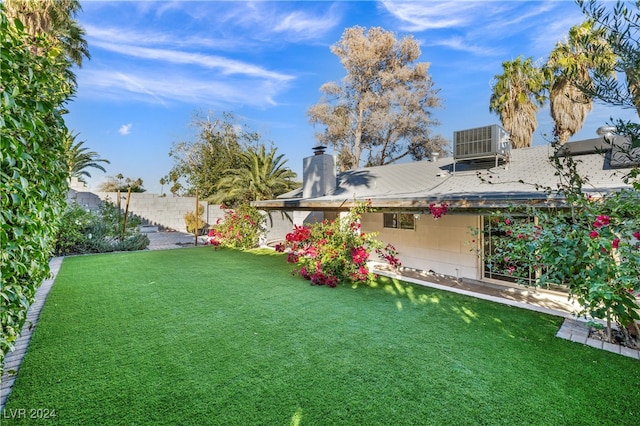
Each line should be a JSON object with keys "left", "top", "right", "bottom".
{"left": 4, "top": 248, "right": 639, "bottom": 425}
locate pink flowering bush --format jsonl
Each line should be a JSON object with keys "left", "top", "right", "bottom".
{"left": 205, "top": 204, "right": 264, "bottom": 249}
{"left": 482, "top": 144, "right": 640, "bottom": 344}
{"left": 276, "top": 201, "right": 401, "bottom": 287}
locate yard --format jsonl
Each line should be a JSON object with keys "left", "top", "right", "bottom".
{"left": 3, "top": 247, "right": 639, "bottom": 425}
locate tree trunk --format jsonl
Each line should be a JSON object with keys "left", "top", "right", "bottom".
{"left": 625, "top": 68, "right": 640, "bottom": 119}
{"left": 353, "top": 104, "right": 365, "bottom": 169}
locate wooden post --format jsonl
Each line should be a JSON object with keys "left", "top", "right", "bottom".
{"left": 121, "top": 187, "right": 132, "bottom": 241}
{"left": 195, "top": 189, "right": 199, "bottom": 246}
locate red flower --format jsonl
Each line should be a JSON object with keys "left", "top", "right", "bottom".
{"left": 589, "top": 231, "right": 599, "bottom": 239}
{"left": 275, "top": 243, "right": 285, "bottom": 252}
{"left": 634, "top": 231, "right": 640, "bottom": 240}
{"left": 429, "top": 203, "right": 449, "bottom": 219}
{"left": 612, "top": 238, "right": 620, "bottom": 249}
{"left": 593, "top": 215, "right": 610, "bottom": 228}
{"left": 287, "top": 253, "right": 299, "bottom": 264}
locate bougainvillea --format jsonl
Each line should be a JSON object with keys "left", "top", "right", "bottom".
{"left": 276, "top": 201, "right": 401, "bottom": 287}
{"left": 205, "top": 204, "right": 264, "bottom": 249}
{"left": 429, "top": 203, "right": 449, "bottom": 219}
{"left": 479, "top": 140, "right": 640, "bottom": 345}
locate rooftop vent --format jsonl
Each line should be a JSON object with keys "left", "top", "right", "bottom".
{"left": 453, "top": 124, "right": 510, "bottom": 172}
{"left": 610, "top": 135, "right": 640, "bottom": 168}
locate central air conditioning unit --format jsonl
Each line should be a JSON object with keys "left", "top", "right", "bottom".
{"left": 452, "top": 124, "right": 510, "bottom": 172}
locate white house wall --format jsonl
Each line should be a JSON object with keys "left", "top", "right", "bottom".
{"left": 361, "top": 213, "right": 481, "bottom": 280}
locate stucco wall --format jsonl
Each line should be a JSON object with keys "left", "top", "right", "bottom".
{"left": 361, "top": 212, "right": 482, "bottom": 280}
{"left": 67, "top": 189, "right": 297, "bottom": 240}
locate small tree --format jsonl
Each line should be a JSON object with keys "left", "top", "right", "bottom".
{"left": 205, "top": 204, "right": 265, "bottom": 249}
{"left": 167, "top": 111, "right": 259, "bottom": 199}
{"left": 308, "top": 26, "right": 445, "bottom": 171}
{"left": 184, "top": 205, "right": 206, "bottom": 235}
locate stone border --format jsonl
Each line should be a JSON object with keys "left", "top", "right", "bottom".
{"left": 0, "top": 257, "right": 63, "bottom": 410}
{"left": 556, "top": 318, "right": 640, "bottom": 359}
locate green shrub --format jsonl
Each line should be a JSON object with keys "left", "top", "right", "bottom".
{"left": 54, "top": 202, "right": 149, "bottom": 255}
{"left": 0, "top": 8, "right": 75, "bottom": 372}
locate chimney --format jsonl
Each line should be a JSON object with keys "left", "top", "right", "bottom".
{"left": 313, "top": 145, "right": 327, "bottom": 155}
{"left": 431, "top": 152, "right": 439, "bottom": 162}
{"left": 303, "top": 146, "right": 336, "bottom": 198}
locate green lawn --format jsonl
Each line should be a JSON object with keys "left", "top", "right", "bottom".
{"left": 3, "top": 248, "right": 639, "bottom": 425}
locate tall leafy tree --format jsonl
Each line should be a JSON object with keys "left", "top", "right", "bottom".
{"left": 167, "top": 112, "right": 260, "bottom": 199}
{"left": 490, "top": 56, "right": 547, "bottom": 149}
{"left": 4, "top": 0, "right": 90, "bottom": 68}
{"left": 547, "top": 20, "right": 617, "bottom": 144}
{"left": 308, "top": 26, "right": 445, "bottom": 172}
{"left": 214, "top": 145, "right": 298, "bottom": 206}
{"left": 578, "top": 0, "right": 640, "bottom": 118}
{"left": 63, "top": 131, "right": 110, "bottom": 183}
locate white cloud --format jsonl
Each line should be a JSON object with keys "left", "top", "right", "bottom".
{"left": 84, "top": 25, "right": 252, "bottom": 52}
{"left": 119, "top": 123, "right": 132, "bottom": 135}
{"left": 380, "top": 1, "right": 487, "bottom": 31}
{"left": 77, "top": 68, "right": 289, "bottom": 108}
{"left": 90, "top": 40, "right": 294, "bottom": 83}
{"left": 273, "top": 6, "right": 341, "bottom": 41}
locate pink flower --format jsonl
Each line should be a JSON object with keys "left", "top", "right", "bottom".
{"left": 589, "top": 231, "right": 599, "bottom": 239}
{"left": 634, "top": 231, "right": 640, "bottom": 240}
{"left": 303, "top": 245, "right": 318, "bottom": 258}
{"left": 351, "top": 246, "right": 369, "bottom": 264}
{"left": 505, "top": 219, "right": 512, "bottom": 225}
{"left": 612, "top": 238, "right": 620, "bottom": 249}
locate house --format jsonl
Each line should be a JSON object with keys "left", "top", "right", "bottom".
{"left": 253, "top": 125, "right": 638, "bottom": 286}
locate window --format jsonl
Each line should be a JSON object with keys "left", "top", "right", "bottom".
{"left": 483, "top": 215, "right": 541, "bottom": 285}
{"left": 383, "top": 213, "right": 415, "bottom": 230}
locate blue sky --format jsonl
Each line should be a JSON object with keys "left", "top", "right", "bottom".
{"left": 67, "top": 0, "right": 637, "bottom": 194}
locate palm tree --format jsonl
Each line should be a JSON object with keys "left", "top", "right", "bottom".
{"left": 4, "top": 0, "right": 90, "bottom": 67}
{"left": 64, "top": 131, "right": 110, "bottom": 183}
{"left": 490, "top": 56, "right": 547, "bottom": 149}
{"left": 214, "top": 145, "right": 299, "bottom": 206}
{"left": 547, "top": 20, "right": 617, "bottom": 144}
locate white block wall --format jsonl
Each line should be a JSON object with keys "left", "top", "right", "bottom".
{"left": 361, "top": 213, "right": 482, "bottom": 280}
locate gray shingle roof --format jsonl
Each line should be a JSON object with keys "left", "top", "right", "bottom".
{"left": 256, "top": 142, "right": 635, "bottom": 211}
